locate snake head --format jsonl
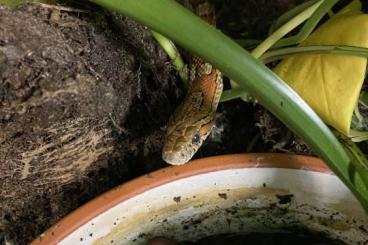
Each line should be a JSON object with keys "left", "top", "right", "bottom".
{"left": 162, "top": 119, "right": 215, "bottom": 165}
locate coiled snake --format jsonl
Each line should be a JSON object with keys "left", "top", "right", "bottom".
{"left": 162, "top": 0, "right": 223, "bottom": 165}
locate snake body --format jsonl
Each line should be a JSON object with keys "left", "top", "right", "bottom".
{"left": 162, "top": 1, "right": 223, "bottom": 165}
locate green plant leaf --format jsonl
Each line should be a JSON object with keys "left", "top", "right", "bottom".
{"left": 261, "top": 45, "right": 368, "bottom": 63}
{"left": 90, "top": 0, "right": 368, "bottom": 210}
{"left": 274, "top": 0, "right": 368, "bottom": 135}
{"left": 269, "top": 0, "right": 320, "bottom": 34}
{"left": 335, "top": 131, "right": 368, "bottom": 188}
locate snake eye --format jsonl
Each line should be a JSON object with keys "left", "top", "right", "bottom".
{"left": 192, "top": 132, "right": 201, "bottom": 145}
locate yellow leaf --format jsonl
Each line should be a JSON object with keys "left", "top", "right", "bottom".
{"left": 274, "top": 0, "right": 368, "bottom": 135}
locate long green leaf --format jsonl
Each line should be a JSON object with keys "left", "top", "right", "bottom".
{"left": 90, "top": 0, "right": 368, "bottom": 210}
{"left": 269, "top": 0, "right": 320, "bottom": 34}
{"left": 261, "top": 45, "right": 368, "bottom": 63}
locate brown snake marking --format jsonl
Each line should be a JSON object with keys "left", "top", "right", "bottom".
{"left": 162, "top": 1, "right": 223, "bottom": 165}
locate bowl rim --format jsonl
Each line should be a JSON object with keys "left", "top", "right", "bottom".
{"left": 30, "top": 153, "right": 331, "bottom": 245}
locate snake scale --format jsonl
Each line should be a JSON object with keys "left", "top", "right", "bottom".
{"left": 162, "top": 0, "right": 223, "bottom": 165}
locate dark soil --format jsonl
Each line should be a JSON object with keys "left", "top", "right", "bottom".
{"left": 0, "top": 1, "right": 314, "bottom": 244}
{"left": 184, "top": 231, "right": 346, "bottom": 245}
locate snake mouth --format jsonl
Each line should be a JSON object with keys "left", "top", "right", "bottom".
{"left": 162, "top": 150, "right": 191, "bottom": 165}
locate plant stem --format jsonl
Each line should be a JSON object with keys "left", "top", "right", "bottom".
{"left": 336, "top": 131, "right": 368, "bottom": 187}
{"left": 260, "top": 45, "right": 368, "bottom": 63}
{"left": 269, "top": 0, "right": 320, "bottom": 34}
{"left": 232, "top": 0, "right": 325, "bottom": 102}
{"left": 220, "top": 88, "right": 254, "bottom": 102}
{"left": 251, "top": 0, "right": 323, "bottom": 58}
{"left": 273, "top": 0, "right": 338, "bottom": 48}
{"left": 150, "top": 30, "right": 188, "bottom": 88}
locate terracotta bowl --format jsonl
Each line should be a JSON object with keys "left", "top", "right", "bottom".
{"left": 31, "top": 153, "right": 368, "bottom": 245}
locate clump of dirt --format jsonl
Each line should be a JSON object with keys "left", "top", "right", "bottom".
{"left": 0, "top": 3, "right": 177, "bottom": 244}
{"left": 0, "top": 1, "right": 312, "bottom": 244}
{"left": 255, "top": 109, "right": 312, "bottom": 154}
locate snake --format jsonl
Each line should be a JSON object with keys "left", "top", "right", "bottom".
{"left": 162, "top": 0, "right": 223, "bottom": 165}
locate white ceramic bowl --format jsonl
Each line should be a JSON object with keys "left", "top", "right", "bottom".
{"left": 31, "top": 154, "right": 368, "bottom": 245}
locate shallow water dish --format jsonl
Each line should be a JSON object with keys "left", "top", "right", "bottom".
{"left": 31, "top": 153, "right": 368, "bottom": 244}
